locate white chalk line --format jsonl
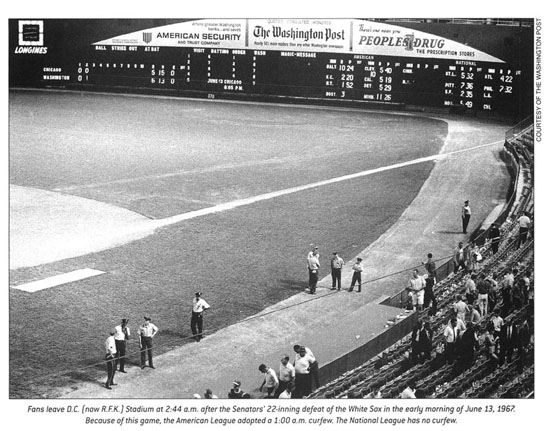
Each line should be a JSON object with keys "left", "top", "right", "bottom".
{"left": 11, "top": 268, "right": 106, "bottom": 293}
{"left": 152, "top": 140, "right": 503, "bottom": 229}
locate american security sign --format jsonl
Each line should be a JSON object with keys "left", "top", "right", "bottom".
{"left": 93, "top": 19, "right": 505, "bottom": 63}
{"left": 98, "top": 19, "right": 246, "bottom": 49}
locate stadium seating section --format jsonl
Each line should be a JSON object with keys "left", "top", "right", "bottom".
{"left": 307, "top": 121, "right": 534, "bottom": 399}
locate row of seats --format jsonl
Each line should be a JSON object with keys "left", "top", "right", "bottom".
{"left": 308, "top": 124, "right": 534, "bottom": 399}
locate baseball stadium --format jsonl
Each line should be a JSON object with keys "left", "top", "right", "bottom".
{"left": 9, "top": 18, "right": 535, "bottom": 400}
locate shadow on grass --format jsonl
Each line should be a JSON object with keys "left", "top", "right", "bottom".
{"left": 277, "top": 279, "right": 308, "bottom": 290}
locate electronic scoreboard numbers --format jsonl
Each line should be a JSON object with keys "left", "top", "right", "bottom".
{"left": 72, "top": 45, "right": 520, "bottom": 114}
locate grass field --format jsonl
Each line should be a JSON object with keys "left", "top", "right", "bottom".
{"left": 9, "top": 90, "right": 447, "bottom": 397}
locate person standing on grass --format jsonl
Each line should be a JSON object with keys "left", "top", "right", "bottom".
{"left": 349, "top": 257, "right": 363, "bottom": 292}
{"left": 114, "top": 318, "right": 130, "bottom": 373}
{"left": 104, "top": 329, "right": 117, "bottom": 389}
{"left": 191, "top": 292, "right": 210, "bottom": 342}
{"left": 462, "top": 200, "right": 471, "bottom": 234}
{"left": 330, "top": 252, "right": 344, "bottom": 291}
{"left": 138, "top": 316, "right": 158, "bottom": 369}
{"left": 307, "top": 246, "right": 319, "bottom": 291}
{"left": 307, "top": 250, "right": 320, "bottom": 294}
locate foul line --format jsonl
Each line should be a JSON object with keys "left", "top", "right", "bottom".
{"left": 153, "top": 140, "right": 503, "bottom": 228}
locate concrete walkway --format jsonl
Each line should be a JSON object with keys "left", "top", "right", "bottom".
{"left": 55, "top": 117, "right": 509, "bottom": 399}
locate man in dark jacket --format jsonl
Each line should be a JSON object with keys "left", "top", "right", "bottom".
{"left": 458, "top": 321, "right": 478, "bottom": 372}
{"left": 498, "top": 317, "right": 518, "bottom": 365}
{"left": 488, "top": 223, "right": 501, "bottom": 254}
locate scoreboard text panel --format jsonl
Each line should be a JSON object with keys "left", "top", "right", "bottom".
{"left": 44, "top": 45, "right": 520, "bottom": 114}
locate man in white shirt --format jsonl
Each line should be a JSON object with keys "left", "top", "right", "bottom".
{"left": 191, "top": 291, "right": 210, "bottom": 342}
{"left": 453, "top": 294, "right": 468, "bottom": 323}
{"left": 330, "top": 252, "right": 345, "bottom": 290}
{"left": 490, "top": 311, "right": 504, "bottom": 338}
{"left": 443, "top": 317, "right": 465, "bottom": 364}
{"left": 295, "top": 344, "right": 320, "bottom": 389}
{"left": 258, "top": 364, "right": 279, "bottom": 398}
{"left": 349, "top": 257, "right": 364, "bottom": 292}
{"left": 114, "top": 318, "right": 130, "bottom": 373}
{"left": 138, "top": 316, "right": 159, "bottom": 369}
{"left": 462, "top": 200, "right": 471, "bottom": 234}
{"left": 274, "top": 355, "right": 295, "bottom": 398}
{"left": 517, "top": 212, "right": 531, "bottom": 248}
{"left": 409, "top": 269, "right": 425, "bottom": 311}
{"left": 104, "top": 329, "right": 117, "bottom": 389}
{"left": 464, "top": 273, "right": 477, "bottom": 305}
{"left": 293, "top": 346, "right": 314, "bottom": 398}
{"left": 501, "top": 269, "right": 515, "bottom": 291}
{"left": 307, "top": 247, "right": 320, "bottom": 294}
{"left": 307, "top": 246, "right": 319, "bottom": 265}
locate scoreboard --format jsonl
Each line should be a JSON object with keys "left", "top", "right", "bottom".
{"left": 15, "top": 19, "right": 524, "bottom": 115}
{"left": 68, "top": 46, "right": 520, "bottom": 113}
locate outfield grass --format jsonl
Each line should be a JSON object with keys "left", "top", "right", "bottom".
{"left": 9, "top": 90, "right": 446, "bottom": 397}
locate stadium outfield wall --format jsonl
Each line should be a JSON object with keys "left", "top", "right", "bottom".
{"left": 9, "top": 19, "right": 534, "bottom": 120}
